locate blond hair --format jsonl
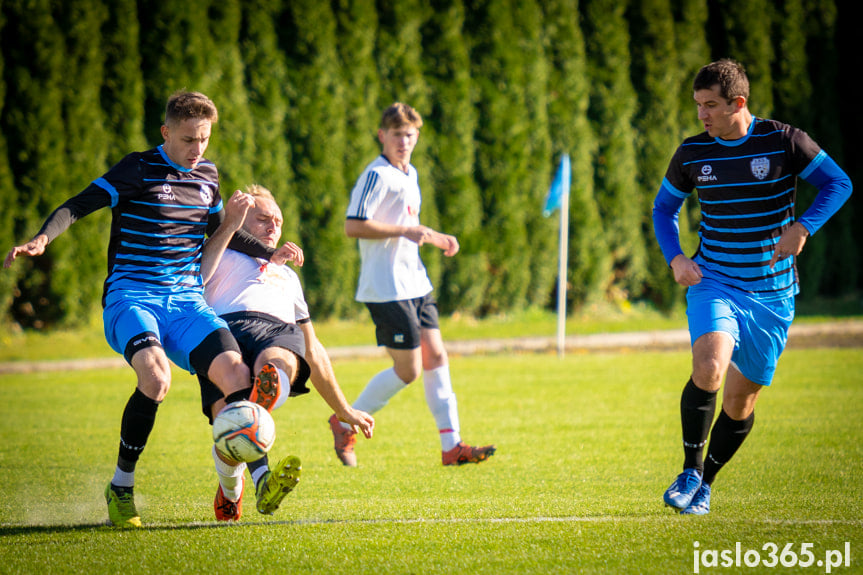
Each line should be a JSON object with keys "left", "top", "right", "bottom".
{"left": 244, "top": 183, "right": 275, "bottom": 202}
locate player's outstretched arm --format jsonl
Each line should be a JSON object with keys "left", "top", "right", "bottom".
{"left": 4, "top": 234, "right": 49, "bottom": 269}
{"left": 300, "top": 321, "right": 374, "bottom": 439}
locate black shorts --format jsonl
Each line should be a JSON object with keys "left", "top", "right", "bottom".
{"left": 198, "top": 311, "right": 311, "bottom": 421}
{"left": 365, "top": 294, "right": 440, "bottom": 350}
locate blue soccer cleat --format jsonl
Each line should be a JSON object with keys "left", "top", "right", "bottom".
{"left": 680, "top": 482, "right": 711, "bottom": 515}
{"left": 663, "top": 468, "right": 702, "bottom": 510}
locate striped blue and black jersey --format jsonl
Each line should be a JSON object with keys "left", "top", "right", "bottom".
{"left": 37, "top": 145, "right": 223, "bottom": 303}
{"left": 653, "top": 117, "right": 852, "bottom": 301}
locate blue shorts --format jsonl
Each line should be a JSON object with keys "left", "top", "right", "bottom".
{"left": 103, "top": 289, "right": 229, "bottom": 374}
{"left": 686, "top": 278, "right": 794, "bottom": 386}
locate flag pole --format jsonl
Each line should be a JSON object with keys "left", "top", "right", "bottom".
{"left": 556, "top": 183, "right": 569, "bottom": 358}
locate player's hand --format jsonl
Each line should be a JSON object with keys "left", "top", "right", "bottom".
{"left": 435, "top": 232, "right": 459, "bottom": 257}
{"left": 768, "top": 222, "right": 809, "bottom": 270}
{"left": 269, "top": 241, "right": 304, "bottom": 267}
{"left": 223, "top": 190, "right": 254, "bottom": 232}
{"left": 670, "top": 254, "right": 702, "bottom": 287}
{"left": 339, "top": 408, "right": 375, "bottom": 439}
{"left": 404, "top": 225, "right": 435, "bottom": 246}
{"left": 4, "top": 234, "right": 49, "bottom": 269}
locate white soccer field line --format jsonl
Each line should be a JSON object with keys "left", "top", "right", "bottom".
{"left": 8, "top": 513, "right": 858, "bottom": 530}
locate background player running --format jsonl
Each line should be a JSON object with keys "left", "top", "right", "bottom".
{"left": 332, "top": 102, "right": 495, "bottom": 467}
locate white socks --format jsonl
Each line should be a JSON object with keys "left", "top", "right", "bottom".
{"left": 424, "top": 365, "right": 461, "bottom": 451}
{"left": 212, "top": 444, "right": 246, "bottom": 501}
{"left": 273, "top": 367, "right": 291, "bottom": 410}
{"left": 351, "top": 367, "right": 407, "bottom": 415}
{"left": 348, "top": 365, "right": 462, "bottom": 451}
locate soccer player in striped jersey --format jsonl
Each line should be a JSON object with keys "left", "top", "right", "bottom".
{"left": 653, "top": 60, "right": 852, "bottom": 515}
{"left": 4, "top": 91, "right": 300, "bottom": 527}
{"left": 331, "top": 102, "right": 495, "bottom": 467}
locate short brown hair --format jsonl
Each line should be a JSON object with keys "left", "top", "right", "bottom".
{"left": 165, "top": 91, "right": 218, "bottom": 126}
{"left": 380, "top": 102, "right": 423, "bottom": 131}
{"left": 693, "top": 59, "right": 749, "bottom": 103}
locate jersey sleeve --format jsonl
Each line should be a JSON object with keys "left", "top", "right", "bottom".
{"left": 35, "top": 153, "right": 143, "bottom": 242}
{"left": 797, "top": 152, "right": 853, "bottom": 235}
{"left": 346, "top": 168, "right": 383, "bottom": 220}
{"left": 36, "top": 183, "right": 112, "bottom": 242}
{"left": 652, "top": 147, "right": 694, "bottom": 265}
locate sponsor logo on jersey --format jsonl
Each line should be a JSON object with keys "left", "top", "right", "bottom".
{"left": 158, "top": 183, "right": 176, "bottom": 201}
{"left": 407, "top": 205, "right": 419, "bottom": 216}
{"left": 750, "top": 157, "right": 770, "bottom": 180}
{"left": 697, "top": 164, "right": 717, "bottom": 183}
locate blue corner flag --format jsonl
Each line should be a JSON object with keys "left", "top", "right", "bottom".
{"left": 543, "top": 153, "right": 570, "bottom": 217}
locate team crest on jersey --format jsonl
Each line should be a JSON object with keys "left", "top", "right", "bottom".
{"left": 407, "top": 205, "right": 419, "bottom": 216}
{"left": 750, "top": 157, "right": 770, "bottom": 180}
{"left": 200, "top": 184, "right": 213, "bottom": 205}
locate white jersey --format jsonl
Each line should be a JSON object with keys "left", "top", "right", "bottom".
{"left": 346, "top": 155, "right": 433, "bottom": 303}
{"left": 204, "top": 248, "right": 309, "bottom": 324}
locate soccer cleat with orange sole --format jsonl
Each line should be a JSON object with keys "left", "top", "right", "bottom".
{"left": 250, "top": 363, "right": 280, "bottom": 413}
{"left": 442, "top": 442, "right": 497, "bottom": 466}
{"left": 214, "top": 477, "right": 244, "bottom": 521}
{"left": 328, "top": 414, "right": 357, "bottom": 467}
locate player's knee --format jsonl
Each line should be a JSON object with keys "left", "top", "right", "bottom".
{"left": 132, "top": 350, "right": 172, "bottom": 401}
{"left": 692, "top": 358, "right": 726, "bottom": 389}
{"left": 394, "top": 364, "right": 421, "bottom": 384}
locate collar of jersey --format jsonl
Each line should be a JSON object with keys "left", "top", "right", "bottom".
{"left": 713, "top": 116, "right": 757, "bottom": 148}
{"left": 157, "top": 145, "right": 194, "bottom": 173}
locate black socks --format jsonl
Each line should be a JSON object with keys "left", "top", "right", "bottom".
{"left": 117, "top": 388, "right": 161, "bottom": 472}
{"left": 702, "top": 409, "right": 755, "bottom": 485}
{"left": 680, "top": 378, "right": 717, "bottom": 473}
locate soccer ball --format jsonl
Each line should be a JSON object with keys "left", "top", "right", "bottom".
{"left": 213, "top": 401, "right": 276, "bottom": 463}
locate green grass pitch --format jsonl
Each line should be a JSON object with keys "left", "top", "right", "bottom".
{"left": 1, "top": 347, "right": 860, "bottom": 574}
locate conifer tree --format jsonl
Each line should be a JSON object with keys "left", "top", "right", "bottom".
{"left": 583, "top": 0, "right": 648, "bottom": 302}
{"left": 0, "top": 4, "right": 17, "bottom": 321}
{"left": 515, "top": 0, "right": 556, "bottom": 309}
{"left": 332, "top": 0, "right": 379, "bottom": 317}
{"left": 2, "top": 0, "right": 69, "bottom": 327}
{"left": 101, "top": 0, "right": 147, "bottom": 155}
{"left": 421, "top": 0, "right": 487, "bottom": 315}
{"left": 375, "top": 0, "right": 442, "bottom": 287}
{"left": 280, "top": 2, "right": 353, "bottom": 317}
{"left": 797, "top": 0, "right": 855, "bottom": 295}
{"left": 333, "top": 0, "right": 381, "bottom": 203}
{"left": 240, "top": 0, "right": 299, "bottom": 248}
{"left": 464, "top": 0, "right": 533, "bottom": 313}
{"left": 541, "top": 0, "right": 611, "bottom": 309}
{"left": 629, "top": 0, "right": 687, "bottom": 310}
{"left": 137, "top": 0, "right": 213, "bottom": 134}
{"left": 671, "top": 0, "right": 709, "bottom": 273}
{"left": 716, "top": 0, "right": 775, "bottom": 117}
{"left": 53, "top": 0, "right": 110, "bottom": 324}
{"left": 206, "top": 0, "right": 256, "bottom": 194}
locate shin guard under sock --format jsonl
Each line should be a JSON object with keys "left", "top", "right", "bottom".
{"left": 702, "top": 409, "right": 755, "bottom": 485}
{"left": 680, "top": 378, "right": 717, "bottom": 473}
